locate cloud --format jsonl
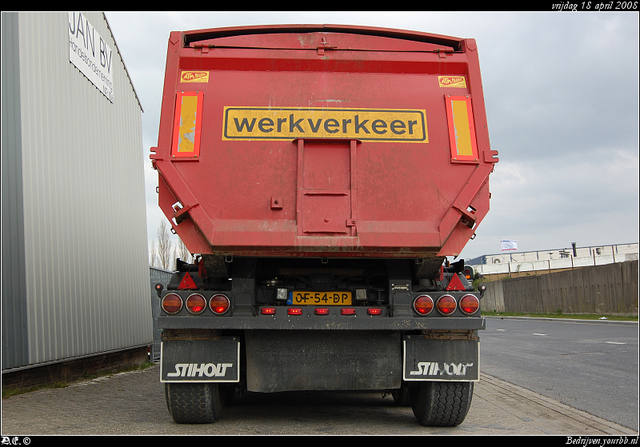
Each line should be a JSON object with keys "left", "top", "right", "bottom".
{"left": 466, "top": 147, "right": 639, "bottom": 256}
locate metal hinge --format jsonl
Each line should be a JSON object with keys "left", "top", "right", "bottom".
{"left": 317, "top": 37, "right": 336, "bottom": 55}
{"left": 435, "top": 48, "right": 454, "bottom": 58}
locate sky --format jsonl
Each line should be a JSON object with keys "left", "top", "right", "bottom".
{"left": 103, "top": 11, "right": 639, "bottom": 262}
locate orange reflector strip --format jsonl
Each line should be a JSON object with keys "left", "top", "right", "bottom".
{"left": 172, "top": 91, "right": 203, "bottom": 158}
{"left": 445, "top": 95, "right": 478, "bottom": 163}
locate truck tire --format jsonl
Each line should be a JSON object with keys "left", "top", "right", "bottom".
{"left": 221, "top": 384, "right": 237, "bottom": 406}
{"left": 391, "top": 384, "right": 411, "bottom": 406}
{"left": 409, "top": 381, "right": 473, "bottom": 426}
{"left": 165, "top": 383, "right": 223, "bottom": 424}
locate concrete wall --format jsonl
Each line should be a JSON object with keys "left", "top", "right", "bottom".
{"left": 481, "top": 260, "right": 638, "bottom": 316}
{"left": 475, "top": 251, "right": 638, "bottom": 279}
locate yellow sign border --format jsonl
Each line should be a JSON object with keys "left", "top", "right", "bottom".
{"left": 222, "top": 106, "right": 428, "bottom": 143}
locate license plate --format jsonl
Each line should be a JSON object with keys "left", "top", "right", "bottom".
{"left": 287, "top": 291, "right": 352, "bottom": 305}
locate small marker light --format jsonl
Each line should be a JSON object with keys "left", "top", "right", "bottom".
{"left": 186, "top": 293, "right": 207, "bottom": 314}
{"left": 460, "top": 294, "right": 480, "bottom": 315}
{"left": 413, "top": 295, "right": 434, "bottom": 315}
{"left": 209, "top": 294, "right": 230, "bottom": 315}
{"left": 161, "top": 293, "right": 183, "bottom": 315}
{"left": 436, "top": 295, "right": 457, "bottom": 315}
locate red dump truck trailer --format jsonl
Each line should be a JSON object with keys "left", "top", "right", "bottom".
{"left": 151, "top": 24, "right": 498, "bottom": 426}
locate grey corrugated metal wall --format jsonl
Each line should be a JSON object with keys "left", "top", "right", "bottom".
{"left": 2, "top": 12, "right": 30, "bottom": 370}
{"left": 2, "top": 12, "right": 152, "bottom": 371}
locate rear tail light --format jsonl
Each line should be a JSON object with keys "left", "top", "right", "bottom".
{"left": 261, "top": 307, "right": 276, "bottom": 315}
{"left": 209, "top": 294, "right": 230, "bottom": 315}
{"left": 413, "top": 295, "right": 434, "bottom": 315}
{"left": 315, "top": 308, "right": 330, "bottom": 315}
{"left": 341, "top": 308, "right": 356, "bottom": 315}
{"left": 367, "top": 308, "right": 382, "bottom": 316}
{"left": 288, "top": 307, "right": 303, "bottom": 316}
{"left": 460, "top": 294, "right": 480, "bottom": 315}
{"left": 186, "top": 293, "right": 207, "bottom": 314}
{"left": 436, "top": 295, "right": 457, "bottom": 315}
{"left": 161, "top": 293, "right": 183, "bottom": 315}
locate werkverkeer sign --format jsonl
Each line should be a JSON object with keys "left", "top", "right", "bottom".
{"left": 68, "top": 12, "right": 114, "bottom": 103}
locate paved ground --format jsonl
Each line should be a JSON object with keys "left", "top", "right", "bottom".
{"left": 481, "top": 317, "right": 639, "bottom": 431}
{"left": 2, "top": 364, "right": 637, "bottom": 436}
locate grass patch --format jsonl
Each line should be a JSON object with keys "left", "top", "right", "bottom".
{"left": 481, "top": 311, "right": 637, "bottom": 322}
{"left": 2, "top": 361, "right": 156, "bottom": 399}
{"left": 2, "top": 382, "right": 68, "bottom": 399}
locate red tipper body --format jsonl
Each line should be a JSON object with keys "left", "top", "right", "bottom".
{"left": 155, "top": 26, "right": 497, "bottom": 425}
{"left": 151, "top": 24, "right": 498, "bottom": 260}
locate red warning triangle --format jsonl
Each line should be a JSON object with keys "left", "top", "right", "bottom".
{"left": 178, "top": 272, "right": 198, "bottom": 290}
{"left": 446, "top": 273, "right": 466, "bottom": 291}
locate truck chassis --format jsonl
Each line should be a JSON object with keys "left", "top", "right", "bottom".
{"left": 157, "top": 256, "right": 484, "bottom": 426}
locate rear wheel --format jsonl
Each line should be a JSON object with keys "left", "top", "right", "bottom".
{"left": 391, "top": 384, "right": 411, "bottom": 406}
{"left": 165, "top": 383, "right": 223, "bottom": 424}
{"left": 220, "top": 384, "right": 237, "bottom": 406}
{"left": 409, "top": 381, "right": 474, "bottom": 426}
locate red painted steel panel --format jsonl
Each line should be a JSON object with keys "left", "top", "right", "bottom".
{"left": 150, "top": 25, "right": 498, "bottom": 259}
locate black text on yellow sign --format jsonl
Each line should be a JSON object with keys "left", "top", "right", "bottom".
{"left": 222, "top": 107, "right": 428, "bottom": 142}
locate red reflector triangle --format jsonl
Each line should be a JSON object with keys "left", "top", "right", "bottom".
{"left": 446, "top": 273, "right": 466, "bottom": 291}
{"left": 178, "top": 272, "right": 198, "bottom": 290}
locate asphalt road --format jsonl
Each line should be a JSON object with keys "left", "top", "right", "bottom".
{"left": 480, "top": 317, "right": 639, "bottom": 431}
{"left": 2, "top": 318, "right": 638, "bottom": 436}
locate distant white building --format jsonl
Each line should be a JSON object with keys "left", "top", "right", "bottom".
{"left": 467, "top": 243, "right": 638, "bottom": 276}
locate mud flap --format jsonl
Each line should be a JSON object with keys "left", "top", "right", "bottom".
{"left": 245, "top": 330, "right": 402, "bottom": 392}
{"left": 403, "top": 336, "right": 479, "bottom": 382}
{"left": 160, "top": 338, "right": 240, "bottom": 383}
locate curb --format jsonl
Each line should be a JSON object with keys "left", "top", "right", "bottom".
{"left": 483, "top": 315, "right": 638, "bottom": 325}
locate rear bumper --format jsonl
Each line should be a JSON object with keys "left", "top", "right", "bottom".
{"left": 158, "top": 312, "right": 486, "bottom": 331}
{"left": 159, "top": 330, "right": 481, "bottom": 391}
